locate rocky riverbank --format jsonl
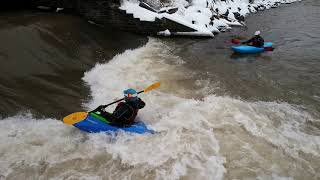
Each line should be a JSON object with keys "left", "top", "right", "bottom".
{"left": 121, "top": 0, "right": 302, "bottom": 37}
{"left": 0, "top": 0, "right": 302, "bottom": 37}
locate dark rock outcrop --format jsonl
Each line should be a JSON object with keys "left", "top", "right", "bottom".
{"left": 15, "top": 0, "right": 195, "bottom": 35}
{"left": 78, "top": 0, "right": 195, "bottom": 35}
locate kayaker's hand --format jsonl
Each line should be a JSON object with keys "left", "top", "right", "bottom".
{"left": 94, "top": 105, "right": 105, "bottom": 112}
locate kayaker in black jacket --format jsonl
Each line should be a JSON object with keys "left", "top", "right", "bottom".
{"left": 242, "top": 31, "right": 265, "bottom": 47}
{"left": 91, "top": 88, "right": 145, "bottom": 127}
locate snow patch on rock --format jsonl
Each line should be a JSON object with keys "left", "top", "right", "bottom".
{"left": 120, "top": 0, "right": 301, "bottom": 37}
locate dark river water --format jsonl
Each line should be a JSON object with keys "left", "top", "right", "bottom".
{"left": 0, "top": 11, "right": 147, "bottom": 118}
{"left": 0, "top": 1, "right": 319, "bottom": 180}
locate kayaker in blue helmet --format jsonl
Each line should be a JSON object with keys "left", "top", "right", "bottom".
{"left": 242, "top": 31, "right": 265, "bottom": 47}
{"left": 92, "top": 88, "right": 146, "bottom": 127}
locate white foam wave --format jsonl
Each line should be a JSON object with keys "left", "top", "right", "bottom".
{"left": 82, "top": 38, "right": 226, "bottom": 179}
{"left": 0, "top": 113, "right": 86, "bottom": 178}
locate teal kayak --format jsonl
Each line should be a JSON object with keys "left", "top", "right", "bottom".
{"left": 232, "top": 42, "right": 273, "bottom": 54}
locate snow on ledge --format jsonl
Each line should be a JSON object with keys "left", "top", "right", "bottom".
{"left": 120, "top": 0, "right": 302, "bottom": 38}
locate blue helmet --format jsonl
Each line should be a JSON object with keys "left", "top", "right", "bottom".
{"left": 123, "top": 88, "right": 138, "bottom": 101}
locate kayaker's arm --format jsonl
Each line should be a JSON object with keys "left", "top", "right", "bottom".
{"left": 97, "top": 82, "right": 160, "bottom": 109}
{"left": 90, "top": 105, "right": 105, "bottom": 113}
{"left": 242, "top": 37, "right": 253, "bottom": 44}
{"left": 137, "top": 99, "right": 146, "bottom": 109}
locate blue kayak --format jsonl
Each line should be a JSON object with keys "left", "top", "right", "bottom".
{"left": 73, "top": 112, "right": 155, "bottom": 134}
{"left": 232, "top": 42, "right": 273, "bottom": 54}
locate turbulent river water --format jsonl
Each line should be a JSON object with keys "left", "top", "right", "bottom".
{"left": 0, "top": 0, "right": 319, "bottom": 179}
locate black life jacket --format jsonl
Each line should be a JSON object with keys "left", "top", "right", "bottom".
{"left": 112, "top": 98, "right": 145, "bottom": 125}
{"left": 251, "top": 36, "right": 265, "bottom": 47}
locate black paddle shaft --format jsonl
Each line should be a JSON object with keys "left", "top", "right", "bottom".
{"left": 102, "top": 90, "right": 144, "bottom": 108}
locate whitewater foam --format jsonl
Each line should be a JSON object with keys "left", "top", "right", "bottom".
{"left": 82, "top": 38, "right": 319, "bottom": 179}
{"left": 82, "top": 38, "right": 226, "bottom": 179}
{"left": 1, "top": 38, "right": 319, "bottom": 179}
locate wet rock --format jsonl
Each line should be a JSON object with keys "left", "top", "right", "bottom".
{"left": 233, "top": 12, "right": 244, "bottom": 22}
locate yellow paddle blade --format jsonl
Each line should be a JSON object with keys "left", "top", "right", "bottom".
{"left": 63, "top": 112, "right": 88, "bottom": 125}
{"left": 144, "top": 82, "right": 161, "bottom": 93}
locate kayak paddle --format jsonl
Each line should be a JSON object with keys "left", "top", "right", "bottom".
{"left": 102, "top": 82, "right": 161, "bottom": 108}
{"left": 231, "top": 38, "right": 242, "bottom": 44}
{"left": 63, "top": 82, "right": 161, "bottom": 125}
{"left": 63, "top": 112, "right": 89, "bottom": 125}
{"left": 264, "top": 47, "right": 274, "bottom": 51}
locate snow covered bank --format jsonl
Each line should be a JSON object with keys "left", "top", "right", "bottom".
{"left": 120, "top": 0, "right": 302, "bottom": 37}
